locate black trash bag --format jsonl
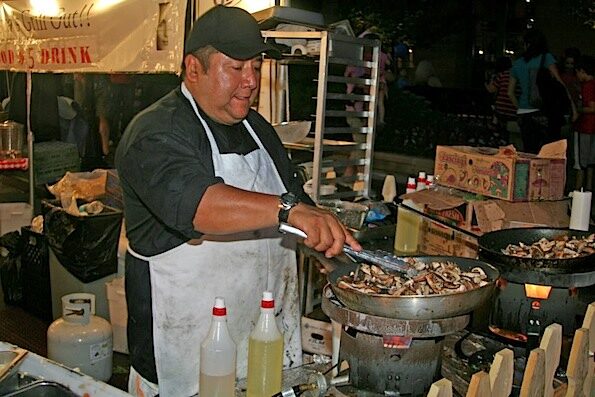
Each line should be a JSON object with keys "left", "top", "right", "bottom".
{"left": 42, "top": 200, "right": 122, "bottom": 283}
{"left": 0, "top": 231, "right": 24, "bottom": 305}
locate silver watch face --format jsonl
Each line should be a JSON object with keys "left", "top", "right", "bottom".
{"left": 279, "top": 193, "right": 299, "bottom": 222}
{"left": 281, "top": 192, "right": 299, "bottom": 207}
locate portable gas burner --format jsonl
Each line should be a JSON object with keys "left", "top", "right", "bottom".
{"left": 322, "top": 286, "right": 470, "bottom": 396}
{"left": 320, "top": 254, "right": 499, "bottom": 396}
{"left": 489, "top": 270, "right": 595, "bottom": 352}
{"left": 478, "top": 228, "right": 595, "bottom": 353}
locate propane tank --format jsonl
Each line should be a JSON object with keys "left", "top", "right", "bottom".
{"left": 47, "top": 293, "right": 113, "bottom": 381}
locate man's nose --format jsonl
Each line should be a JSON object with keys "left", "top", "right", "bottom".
{"left": 242, "top": 66, "right": 258, "bottom": 89}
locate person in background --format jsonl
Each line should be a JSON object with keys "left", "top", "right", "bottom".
{"left": 102, "top": 73, "right": 137, "bottom": 163}
{"left": 486, "top": 56, "right": 517, "bottom": 145}
{"left": 345, "top": 31, "right": 392, "bottom": 128}
{"left": 73, "top": 73, "right": 111, "bottom": 169}
{"left": 507, "top": 29, "right": 576, "bottom": 154}
{"left": 397, "top": 67, "right": 411, "bottom": 89}
{"left": 573, "top": 55, "right": 595, "bottom": 191}
{"left": 7, "top": 73, "right": 62, "bottom": 142}
{"left": 560, "top": 47, "right": 583, "bottom": 175}
{"left": 560, "top": 47, "right": 582, "bottom": 105}
{"left": 414, "top": 60, "right": 442, "bottom": 87}
{"left": 115, "top": 6, "right": 360, "bottom": 397}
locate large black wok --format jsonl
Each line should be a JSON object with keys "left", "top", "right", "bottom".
{"left": 478, "top": 227, "right": 595, "bottom": 287}
{"left": 327, "top": 256, "right": 499, "bottom": 320}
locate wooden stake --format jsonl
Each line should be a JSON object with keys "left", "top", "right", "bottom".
{"left": 520, "top": 347, "right": 545, "bottom": 397}
{"left": 466, "top": 371, "right": 492, "bottom": 397}
{"left": 581, "top": 303, "right": 594, "bottom": 397}
{"left": 565, "top": 328, "right": 588, "bottom": 397}
{"left": 490, "top": 348, "right": 514, "bottom": 397}
{"left": 427, "top": 378, "right": 453, "bottom": 397}
{"left": 540, "top": 323, "right": 562, "bottom": 397}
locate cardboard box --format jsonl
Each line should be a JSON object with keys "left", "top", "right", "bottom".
{"left": 401, "top": 187, "right": 569, "bottom": 235}
{"left": 301, "top": 315, "right": 332, "bottom": 357}
{"left": 434, "top": 141, "right": 567, "bottom": 201}
{"left": 420, "top": 217, "right": 479, "bottom": 258}
{"left": 0, "top": 203, "right": 32, "bottom": 236}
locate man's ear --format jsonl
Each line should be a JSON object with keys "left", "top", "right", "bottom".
{"left": 183, "top": 54, "right": 202, "bottom": 82}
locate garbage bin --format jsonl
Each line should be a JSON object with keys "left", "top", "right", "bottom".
{"left": 42, "top": 199, "right": 122, "bottom": 282}
{"left": 42, "top": 200, "right": 123, "bottom": 320}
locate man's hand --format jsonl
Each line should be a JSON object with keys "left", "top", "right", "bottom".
{"left": 287, "top": 203, "right": 361, "bottom": 258}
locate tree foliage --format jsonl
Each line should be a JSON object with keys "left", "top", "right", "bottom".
{"left": 336, "top": 0, "right": 472, "bottom": 47}
{"left": 565, "top": 0, "right": 595, "bottom": 29}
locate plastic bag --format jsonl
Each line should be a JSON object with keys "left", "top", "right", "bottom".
{"left": 0, "top": 231, "right": 23, "bottom": 304}
{"left": 42, "top": 199, "right": 122, "bottom": 283}
{"left": 47, "top": 170, "right": 107, "bottom": 202}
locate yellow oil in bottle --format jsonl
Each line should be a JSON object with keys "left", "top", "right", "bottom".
{"left": 394, "top": 200, "right": 421, "bottom": 253}
{"left": 199, "top": 372, "right": 235, "bottom": 397}
{"left": 246, "top": 337, "right": 283, "bottom": 397}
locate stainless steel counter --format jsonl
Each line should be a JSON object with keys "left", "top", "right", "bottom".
{"left": 0, "top": 341, "right": 129, "bottom": 397}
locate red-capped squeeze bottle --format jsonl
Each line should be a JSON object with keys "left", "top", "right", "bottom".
{"left": 246, "top": 291, "right": 284, "bottom": 397}
{"left": 199, "top": 297, "right": 236, "bottom": 397}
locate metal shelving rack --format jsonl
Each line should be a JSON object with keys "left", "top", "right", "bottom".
{"left": 262, "top": 30, "right": 380, "bottom": 202}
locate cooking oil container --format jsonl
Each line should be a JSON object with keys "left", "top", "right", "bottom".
{"left": 0, "top": 121, "right": 24, "bottom": 159}
{"left": 47, "top": 293, "right": 113, "bottom": 381}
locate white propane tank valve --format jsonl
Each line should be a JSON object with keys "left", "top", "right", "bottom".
{"left": 47, "top": 293, "right": 113, "bottom": 381}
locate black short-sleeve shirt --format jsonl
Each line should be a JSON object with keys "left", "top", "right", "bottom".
{"left": 115, "top": 85, "right": 308, "bottom": 257}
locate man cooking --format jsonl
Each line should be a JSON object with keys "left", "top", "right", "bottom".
{"left": 115, "top": 5, "right": 361, "bottom": 397}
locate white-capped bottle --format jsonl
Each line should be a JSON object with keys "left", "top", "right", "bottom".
{"left": 199, "top": 297, "right": 236, "bottom": 397}
{"left": 246, "top": 291, "right": 284, "bottom": 397}
{"left": 426, "top": 174, "right": 435, "bottom": 190}
{"left": 405, "top": 176, "right": 416, "bottom": 194}
{"left": 416, "top": 171, "right": 427, "bottom": 191}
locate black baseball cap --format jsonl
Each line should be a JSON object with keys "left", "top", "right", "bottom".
{"left": 184, "top": 5, "right": 281, "bottom": 60}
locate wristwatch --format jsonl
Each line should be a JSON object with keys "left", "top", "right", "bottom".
{"left": 278, "top": 192, "right": 300, "bottom": 223}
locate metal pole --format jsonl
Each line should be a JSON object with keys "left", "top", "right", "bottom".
{"left": 26, "top": 72, "right": 34, "bottom": 208}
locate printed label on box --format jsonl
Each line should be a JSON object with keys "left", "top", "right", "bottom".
{"left": 301, "top": 316, "right": 332, "bottom": 356}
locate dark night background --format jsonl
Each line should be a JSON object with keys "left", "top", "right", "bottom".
{"left": 291, "top": 0, "right": 594, "bottom": 88}
{"left": 275, "top": 0, "right": 595, "bottom": 159}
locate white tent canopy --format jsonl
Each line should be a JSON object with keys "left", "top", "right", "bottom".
{"left": 0, "top": 0, "right": 187, "bottom": 205}
{"left": 0, "top": 0, "right": 186, "bottom": 74}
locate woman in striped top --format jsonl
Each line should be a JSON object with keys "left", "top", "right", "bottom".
{"left": 486, "top": 57, "right": 517, "bottom": 144}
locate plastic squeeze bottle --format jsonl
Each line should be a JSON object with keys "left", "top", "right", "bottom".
{"left": 416, "top": 171, "right": 427, "bottom": 191}
{"left": 394, "top": 176, "right": 421, "bottom": 253}
{"left": 199, "top": 297, "right": 236, "bottom": 397}
{"left": 246, "top": 291, "right": 284, "bottom": 397}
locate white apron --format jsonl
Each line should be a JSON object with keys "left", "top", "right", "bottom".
{"left": 127, "top": 83, "right": 302, "bottom": 397}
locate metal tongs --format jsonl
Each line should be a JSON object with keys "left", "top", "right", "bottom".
{"left": 279, "top": 223, "right": 418, "bottom": 278}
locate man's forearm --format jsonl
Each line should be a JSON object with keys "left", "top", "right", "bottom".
{"left": 193, "top": 183, "right": 279, "bottom": 235}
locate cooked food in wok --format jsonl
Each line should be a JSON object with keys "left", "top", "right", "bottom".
{"left": 502, "top": 233, "right": 595, "bottom": 259}
{"left": 337, "top": 260, "right": 489, "bottom": 297}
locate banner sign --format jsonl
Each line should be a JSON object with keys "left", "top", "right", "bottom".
{"left": 0, "top": 0, "right": 187, "bottom": 73}
{"left": 197, "top": 0, "right": 274, "bottom": 16}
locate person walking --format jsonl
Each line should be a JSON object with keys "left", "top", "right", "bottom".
{"left": 508, "top": 29, "right": 576, "bottom": 153}
{"left": 486, "top": 56, "right": 517, "bottom": 144}
{"left": 573, "top": 55, "right": 595, "bottom": 191}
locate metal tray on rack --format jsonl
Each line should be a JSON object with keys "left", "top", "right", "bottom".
{"left": 252, "top": 6, "right": 325, "bottom": 30}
